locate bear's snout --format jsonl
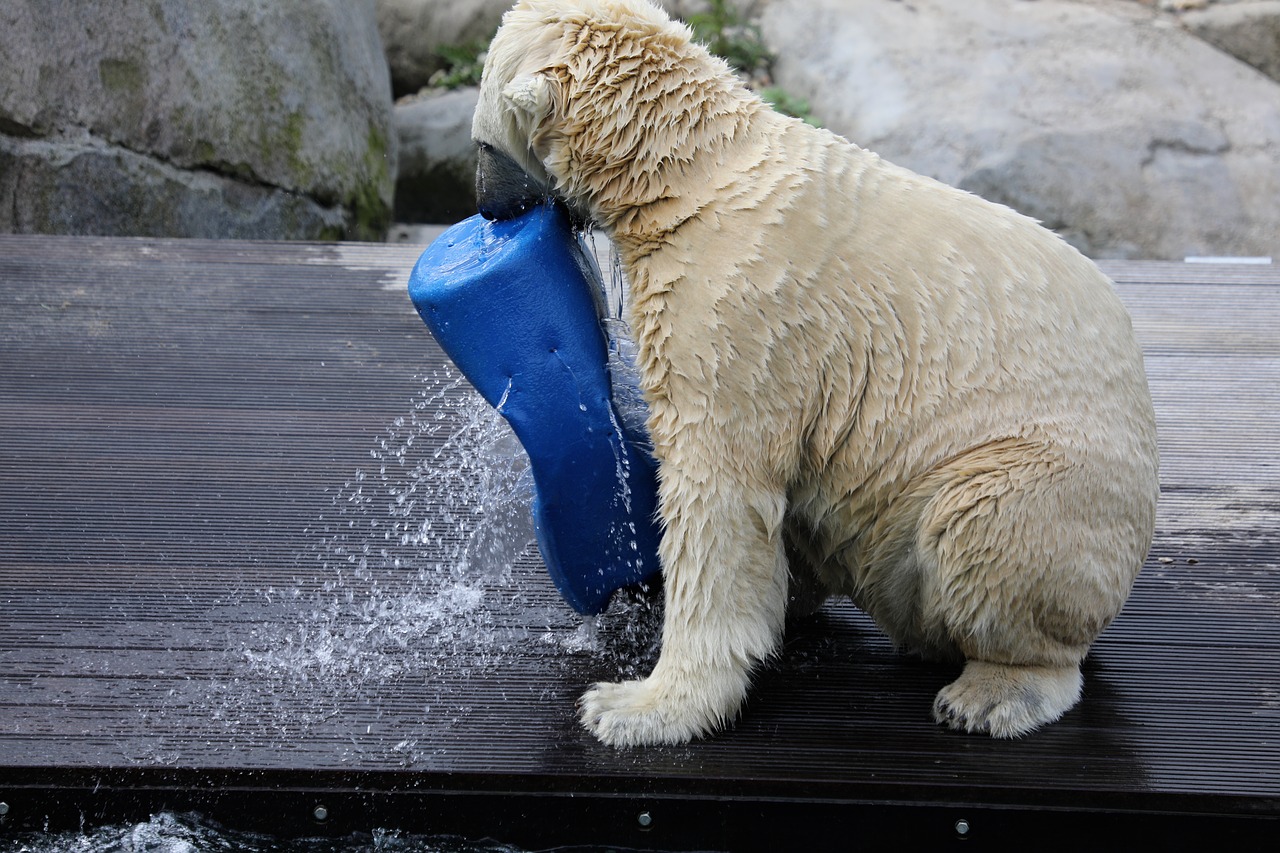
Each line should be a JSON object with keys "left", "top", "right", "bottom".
{"left": 475, "top": 142, "right": 546, "bottom": 222}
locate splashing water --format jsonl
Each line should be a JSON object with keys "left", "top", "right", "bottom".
{"left": 580, "top": 230, "right": 654, "bottom": 577}
{"left": 593, "top": 230, "right": 652, "bottom": 449}
{"left": 239, "top": 368, "right": 548, "bottom": 691}
{"left": 0, "top": 811, "right": 529, "bottom": 853}
{"left": 195, "top": 234, "right": 665, "bottom": 759}
{"left": 225, "top": 362, "right": 661, "bottom": 730}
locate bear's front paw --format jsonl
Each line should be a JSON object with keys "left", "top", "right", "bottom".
{"left": 579, "top": 678, "right": 722, "bottom": 747}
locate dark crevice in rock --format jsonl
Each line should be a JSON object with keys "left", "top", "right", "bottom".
{"left": 1140, "top": 136, "right": 1233, "bottom": 169}
{"left": 2, "top": 127, "right": 350, "bottom": 239}
{"left": 87, "top": 128, "right": 344, "bottom": 218}
{"left": 0, "top": 116, "right": 42, "bottom": 140}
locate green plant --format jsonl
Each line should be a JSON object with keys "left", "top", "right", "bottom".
{"left": 683, "top": 2, "right": 821, "bottom": 127}
{"left": 759, "top": 86, "right": 821, "bottom": 127}
{"left": 429, "top": 37, "right": 491, "bottom": 90}
{"left": 685, "top": 0, "right": 772, "bottom": 76}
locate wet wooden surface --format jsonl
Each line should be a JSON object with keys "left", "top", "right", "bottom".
{"left": 0, "top": 235, "right": 1276, "bottom": 850}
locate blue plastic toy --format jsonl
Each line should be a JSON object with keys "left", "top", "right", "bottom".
{"left": 408, "top": 203, "right": 663, "bottom": 614}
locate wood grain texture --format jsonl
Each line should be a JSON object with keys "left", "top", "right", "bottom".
{"left": 0, "top": 236, "right": 1275, "bottom": 848}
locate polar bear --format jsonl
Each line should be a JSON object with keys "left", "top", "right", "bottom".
{"left": 471, "top": 0, "right": 1159, "bottom": 747}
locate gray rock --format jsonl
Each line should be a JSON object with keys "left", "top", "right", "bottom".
{"left": 761, "top": 0, "right": 1280, "bottom": 260}
{"left": 1182, "top": 1, "right": 1280, "bottom": 83}
{"left": 394, "top": 88, "right": 481, "bottom": 224}
{"left": 0, "top": 0, "right": 395, "bottom": 240}
{"left": 377, "top": 0, "right": 510, "bottom": 97}
{"left": 0, "top": 130, "right": 348, "bottom": 239}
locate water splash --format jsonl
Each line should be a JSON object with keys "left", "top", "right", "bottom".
{"left": 592, "top": 230, "right": 652, "bottom": 448}
{"left": 198, "top": 236, "right": 665, "bottom": 759}
{"left": 239, "top": 368, "right": 544, "bottom": 691}
{"left": 0, "top": 811, "right": 529, "bottom": 853}
{"left": 218, "top": 364, "right": 663, "bottom": 743}
{"left": 583, "top": 229, "right": 656, "bottom": 585}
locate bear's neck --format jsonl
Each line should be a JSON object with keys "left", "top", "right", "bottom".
{"left": 597, "top": 104, "right": 777, "bottom": 260}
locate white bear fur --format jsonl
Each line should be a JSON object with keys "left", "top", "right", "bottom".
{"left": 473, "top": 0, "right": 1160, "bottom": 746}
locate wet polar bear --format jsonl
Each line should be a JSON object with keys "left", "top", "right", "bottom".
{"left": 472, "top": 0, "right": 1159, "bottom": 746}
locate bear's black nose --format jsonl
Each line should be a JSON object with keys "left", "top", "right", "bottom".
{"left": 475, "top": 142, "right": 546, "bottom": 221}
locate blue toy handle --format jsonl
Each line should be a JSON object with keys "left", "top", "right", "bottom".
{"left": 408, "top": 203, "right": 662, "bottom": 614}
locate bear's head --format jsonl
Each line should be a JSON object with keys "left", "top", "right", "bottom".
{"left": 472, "top": 0, "right": 760, "bottom": 232}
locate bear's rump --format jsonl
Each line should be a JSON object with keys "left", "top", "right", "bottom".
{"left": 793, "top": 431, "right": 1153, "bottom": 661}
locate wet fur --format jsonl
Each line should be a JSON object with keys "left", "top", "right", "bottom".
{"left": 473, "top": 0, "right": 1159, "bottom": 746}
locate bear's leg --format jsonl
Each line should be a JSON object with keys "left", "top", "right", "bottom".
{"left": 579, "top": 479, "right": 790, "bottom": 747}
{"left": 783, "top": 519, "right": 832, "bottom": 623}
{"left": 932, "top": 660, "right": 1083, "bottom": 738}
{"left": 907, "top": 450, "right": 1139, "bottom": 737}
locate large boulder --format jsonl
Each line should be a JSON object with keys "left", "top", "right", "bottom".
{"left": 761, "top": 0, "right": 1280, "bottom": 259}
{"left": 376, "top": 0, "right": 510, "bottom": 97}
{"left": 0, "top": 0, "right": 396, "bottom": 241}
{"left": 394, "top": 88, "right": 481, "bottom": 224}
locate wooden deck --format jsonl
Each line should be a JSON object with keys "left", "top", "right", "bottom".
{"left": 0, "top": 235, "right": 1276, "bottom": 850}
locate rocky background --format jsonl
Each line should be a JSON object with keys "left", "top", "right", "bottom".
{"left": 0, "top": 0, "right": 396, "bottom": 241}
{"left": 2, "top": 0, "right": 1277, "bottom": 258}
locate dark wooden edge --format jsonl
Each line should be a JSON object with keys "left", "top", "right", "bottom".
{"left": 1, "top": 767, "right": 1275, "bottom": 851}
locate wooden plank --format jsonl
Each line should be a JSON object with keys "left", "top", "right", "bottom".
{"left": 0, "top": 236, "right": 1276, "bottom": 849}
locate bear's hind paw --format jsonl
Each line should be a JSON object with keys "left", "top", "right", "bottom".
{"left": 933, "top": 660, "right": 1083, "bottom": 738}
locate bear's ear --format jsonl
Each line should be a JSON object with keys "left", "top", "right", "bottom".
{"left": 502, "top": 74, "right": 555, "bottom": 120}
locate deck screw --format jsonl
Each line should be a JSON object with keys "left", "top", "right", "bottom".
{"left": 637, "top": 811, "right": 653, "bottom": 828}
{"left": 313, "top": 805, "right": 329, "bottom": 822}
{"left": 955, "top": 818, "right": 971, "bottom": 837}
